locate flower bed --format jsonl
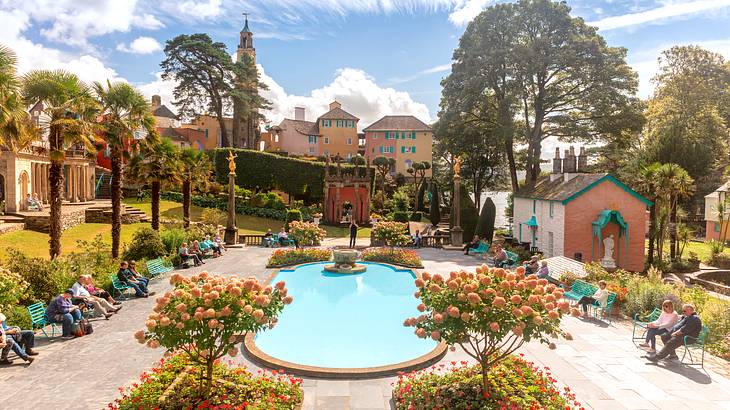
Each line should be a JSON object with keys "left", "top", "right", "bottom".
{"left": 110, "top": 352, "right": 303, "bottom": 410}
{"left": 361, "top": 247, "right": 423, "bottom": 268}
{"left": 267, "top": 248, "right": 332, "bottom": 268}
{"left": 393, "top": 356, "right": 581, "bottom": 409}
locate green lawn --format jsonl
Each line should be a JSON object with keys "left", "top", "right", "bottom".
{"left": 0, "top": 222, "right": 151, "bottom": 260}
{"left": 645, "top": 238, "right": 730, "bottom": 262}
{"left": 123, "top": 198, "right": 371, "bottom": 238}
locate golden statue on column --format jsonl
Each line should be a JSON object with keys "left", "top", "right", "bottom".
{"left": 453, "top": 155, "right": 463, "bottom": 177}
{"left": 227, "top": 150, "right": 238, "bottom": 174}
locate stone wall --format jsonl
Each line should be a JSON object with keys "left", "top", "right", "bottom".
{"left": 24, "top": 209, "right": 86, "bottom": 233}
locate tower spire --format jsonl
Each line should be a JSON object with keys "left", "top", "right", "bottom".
{"left": 241, "top": 12, "right": 251, "bottom": 33}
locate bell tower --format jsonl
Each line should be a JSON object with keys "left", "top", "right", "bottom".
{"left": 232, "top": 13, "right": 259, "bottom": 148}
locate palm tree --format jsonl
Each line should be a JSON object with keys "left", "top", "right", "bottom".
{"left": 179, "top": 148, "right": 211, "bottom": 228}
{"left": 126, "top": 138, "right": 182, "bottom": 230}
{"left": 22, "top": 70, "right": 98, "bottom": 258}
{"left": 0, "top": 45, "right": 34, "bottom": 151}
{"left": 637, "top": 163, "right": 661, "bottom": 266}
{"left": 655, "top": 163, "right": 694, "bottom": 261}
{"left": 93, "top": 81, "right": 156, "bottom": 258}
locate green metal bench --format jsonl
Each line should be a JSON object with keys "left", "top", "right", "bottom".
{"left": 591, "top": 291, "right": 617, "bottom": 324}
{"left": 26, "top": 302, "right": 61, "bottom": 338}
{"left": 495, "top": 250, "right": 519, "bottom": 268}
{"left": 563, "top": 279, "right": 597, "bottom": 301}
{"left": 469, "top": 241, "right": 490, "bottom": 256}
{"left": 146, "top": 258, "right": 173, "bottom": 277}
{"left": 632, "top": 308, "right": 662, "bottom": 340}
{"left": 682, "top": 325, "right": 709, "bottom": 367}
{"left": 111, "top": 276, "right": 133, "bottom": 300}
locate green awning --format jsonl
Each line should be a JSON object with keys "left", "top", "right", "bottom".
{"left": 524, "top": 214, "right": 538, "bottom": 228}
{"left": 592, "top": 209, "right": 628, "bottom": 231}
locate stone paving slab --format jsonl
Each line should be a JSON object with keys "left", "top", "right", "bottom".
{"left": 0, "top": 246, "right": 729, "bottom": 410}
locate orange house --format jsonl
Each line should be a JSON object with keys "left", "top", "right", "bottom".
{"left": 514, "top": 152, "right": 651, "bottom": 272}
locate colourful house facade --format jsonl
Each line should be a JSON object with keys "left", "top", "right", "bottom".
{"left": 363, "top": 116, "right": 432, "bottom": 176}
{"left": 513, "top": 149, "right": 650, "bottom": 272}
{"left": 704, "top": 181, "right": 730, "bottom": 241}
{"left": 273, "top": 102, "right": 359, "bottom": 159}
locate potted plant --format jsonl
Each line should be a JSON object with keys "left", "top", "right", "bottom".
{"left": 559, "top": 271, "right": 577, "bottom": 291}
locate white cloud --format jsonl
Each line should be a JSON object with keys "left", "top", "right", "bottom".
{"left": 258, "top": 66, "right": 432, "bottom": 129}
{"left": 167, "top": 0, "right": 224, "bottom": 19}
{"left": 5, "top": 0, "right": 164, "bottom": 47}
{"left": 589, "top": 0, "right": 730, "bottom": 31}
{"left": 387, "top": 63, "right": 451, "bottom": 85}
{"left": 117, "top": 36, "right": 162, "bottom": 54}
{"left": 448, "top": 0, "right": 494, "bottom": 26}
{"left": 0, "top": 9, "right": 125, "bottom": 85}
{"left": 136, "top": 72, "right": 178, "bottom": 109}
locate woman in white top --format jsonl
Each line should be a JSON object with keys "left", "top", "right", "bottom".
{"left": 639, "top": 300, "right": 679, "bottom": 353}
{"left": 575, "top": 280, "right": 609, "bottom": 317}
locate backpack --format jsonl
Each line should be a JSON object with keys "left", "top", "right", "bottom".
{"left": 80, "top": 319, "right": 93, "bottom": 335}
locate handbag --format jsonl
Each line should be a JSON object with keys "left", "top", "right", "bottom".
{"left": 80, "top": 319, "right": 93, "bottom": 335}
{"left": 73, "top": 322, "right": 85, "bottom": 337}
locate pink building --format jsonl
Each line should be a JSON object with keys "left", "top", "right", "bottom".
{"left": 513, "top": 147, "right": 651, "bottom": 272}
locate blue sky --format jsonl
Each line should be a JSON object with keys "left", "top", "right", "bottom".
{"left": 3, "top": 0, "right": 730, "bottom": 130}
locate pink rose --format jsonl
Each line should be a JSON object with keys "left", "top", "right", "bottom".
{"left": 430, "top": 331, "right": 441, "bottom": 341}
{"left": 548, "top": 310, "right": 560, "bottom": 319}
{"left": 134, "top": 330, "right": 145, "bottom": 342}
{"left": 493, "top": 297, "right": 506, "bottom": 307}
{"left": 147, "top": 340, "right": 160, "bottom": 348}
{"left": 208, "top": 319, "right": 219, "bottom": 328}
{"left": 417, "top": 303, "right": 426, "bottom": 312}
{"left": 204, "top": 308, "right": 216, "bottom": 318}
{"left": 283, "top": 296, "right": 293, "bottom": 305}
{"left": 447, "top": 306, "right": 460, "bottom": 318}
{"left": 533, "top": 316, "right": 544, "bottom": 325}
{"left": 159, "top": 317, "right": 171, "bottom": 327}
{"left": 145, "top": 320, "right": 157, "bottom": 330}
{"left": 414, "top": 278, "right": 425, "bottom": 288}
{"left": 275, "top": 281, "right": 286, "bottom": 290}
{"left": 175, "top": 303, "right": 187, "bottom": 313}
{"left": 521, "top": 306, "right": 534, "bottom": 316}
{"left": 244, "top": 305, "right": 253, "bottom": 314}
{"left": 253, "top": 309, "right": 265, "bottom": 321}
{"left": 433, "top": 313, "right": 444, "bottom": 324}
{"left": 194, "top": 312, "right": 204, "bottom": 321}
{"left": 549, "top": 342, "right": 557, "bottom": 350}
{"left": 510, "top": 295, "right": 522, "bottom": 304}
{"left": 460, "top": 312, "right": 471, "bottom": 322}
{"left": 415, "top": 328, "right": 426, "bottom": 338}
{"left": 489, "top": 322, "right": 500, "bottom": 332}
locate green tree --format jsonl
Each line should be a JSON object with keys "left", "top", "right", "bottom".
{"left": 446, "top": 0, "right": 641, "bottom": 189}
{"left": 428, "top": 183, "right": 441, "bottom": 227}
{"left": 22, "top": 70, "right": 98, "bottom": 258}
{"left": 93, "top": 81, "right": 157, "bottom": 257}
{"left": 0, "top": 45, "right": 34, "bottom": 151}
{"left": 180, "top": 148, "right": 211, "bottom": 228}
{"left": 372, "top": 156, "right": 395, "bottom": 193}
{"left": 406, "top": 161, "right": 431, "bottom": 211}
{"left": 476, "top": 197, "right": 497, "bottom": 243}
{"left": 127, "top": 139, "right": 183, "bottom": 230}
{"left": 161, "top": 34, "right": 269, "bottom": 147}
{"left": 636, "top": 163, "right": 661, "bottom": 266}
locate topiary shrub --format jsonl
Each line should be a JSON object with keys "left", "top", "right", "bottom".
{"left": 475, "top": 197, "right": 496, "bottom": 243}
{"left": 123, "top": 227, "right": 167, "bottom": 262}
{"left": 285, "top": 209, "right": 303, "bottom": 231}
{"left": 393, "top": 211, "right": 409, "bottom": 223}
{"left": 409, "top": 211, "right": 422, "bottom": 221}
{"left": 451, "top": 184, "right": 479, "bottom": 240}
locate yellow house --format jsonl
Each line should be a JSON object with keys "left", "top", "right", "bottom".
{"left": 181, "top": 114, "right": 233, "bottom": 150}
{"left": 363, "top": 115, "right": 432, "bottom": 175}
{"left": 317, "top": 101, "right": 359, "bottom": 160}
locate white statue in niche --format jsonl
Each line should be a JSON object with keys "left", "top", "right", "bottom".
{"left": 601, "top": 234, "right": 616, "bottom": 268}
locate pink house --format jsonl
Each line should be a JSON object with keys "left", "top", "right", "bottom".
{"left": 513, "top": 147, "right": 651, "bottom": 272}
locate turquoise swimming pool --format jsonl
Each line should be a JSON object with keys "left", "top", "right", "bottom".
{"left": 254, "top": 262, "right": 437, "bottom": 369}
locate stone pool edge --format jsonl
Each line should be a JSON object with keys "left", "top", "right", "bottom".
{"left": 242, "top": 261, "right": 448, "bottom": 379}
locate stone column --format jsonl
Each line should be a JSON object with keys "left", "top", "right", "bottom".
{"left": 77, "top": 165, "right": 83, "bottom": 201}
{"left": 41, "top": 164, "right": 47, "bottom": 203}
{"left": 80, "top": 166, "right": 86, "bottom": 201}
{"left": 450, "top": 174, "right": 463, "bottom": 247}
{"left": 70, "top": 165, "right": 77, "bottom": 202}
{"left": 224, "top": 172, "right": 237, "bottom": 245}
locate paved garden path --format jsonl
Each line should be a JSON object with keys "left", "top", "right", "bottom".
{"left": 1, "top": 247, "right": 729, "bottom": 409}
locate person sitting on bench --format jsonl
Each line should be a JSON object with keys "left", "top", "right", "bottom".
{"left": 71, "top": 276, "right": 118, "bottom": 319}
{"left": 278, "top": 228, "right": 289, "bottom": 246}
{"left": 493, "top": 244, "right": 508, "bottom": 267}
{"left": 117, "top": 262, "right": 150, "bottom": 298}
{"left": 463, "top": 235, "right": 481, "bottom": 255}
{"left": 179, "top": 243, "right": 202, "bottom": 267}
{"left": 646, "top": 303, "right": 701, "bottom": 363}
{"left": 574, "top": 280, "right": 608, "bottom": 318}
{"left": 263, "top": 229, "right": 274, "bottom": 247}
{"left": 45, "top": 289, "right": 83, "bottom": 339}
{"left": 202, "top": 235, "right": 222, "bottom": 256}
{"left": 0, "top": 312, "right": 37, "bottom": 364}
{"left": 128, "top": 261, "right": 149, "bottom": 286}
{"left": 523, "top": 255, "right": 539, "bottom": 275}
{"left": 412, "top": 229, "right": 422, "bottom": 248}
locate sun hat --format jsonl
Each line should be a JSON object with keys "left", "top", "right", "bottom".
{"left": 64, "top": 288, "right": 75, "bottom": 295}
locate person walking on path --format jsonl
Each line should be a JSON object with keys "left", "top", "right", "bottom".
{"left": 349, "top": 221, "right": 358, "bottom": 248}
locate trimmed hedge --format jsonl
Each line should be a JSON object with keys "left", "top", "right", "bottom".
{"left": 213, "top": 149, "right": 371, "bottom": 201}
{"left": 160, "top": 191, "right": 287, "bottom": 220}
{"left": 393, "top": 211, "right": 410, "bottom": 223}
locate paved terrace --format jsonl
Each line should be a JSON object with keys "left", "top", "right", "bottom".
{"left": 0, "top": 248, "right": 729, "bottom": 409}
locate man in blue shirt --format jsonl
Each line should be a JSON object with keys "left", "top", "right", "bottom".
{"left": 646, "top": 303, "right": 702, "bottom": 362}
{"left": 45, "top": 289, "right": 83, "bottom": 339}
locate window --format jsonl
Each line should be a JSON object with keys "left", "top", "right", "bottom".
{"left": 412, "top": 131, "right": 416, "bottom": 139}
{"left": 347, "top": 138, "right": 352, "bottom": 145}
{"left": 549, "top": 202, "right": 554, "bottom": 218}
{"left": 347, "top": 153, "right": 352, "bottom": 159}
{"left": 336, "top": 120, "right": 342, "bottom": 127}
{"left": 389, "top": 146, "right": 395, "bottom": 153}
{"left": 322, "top": 119, "right": 331, "bottom": 127}
{"left": 204, "top": 129, "right": 208, "bottom": 139}
{"left": 372, "top": 148, "right": 375, "bottom": 153}
{"left": 372, "top": 132, "right": 378, "bottom": 139}
{"left": 324, "top": 137, "right": 329, "bottom": 144}
{"left": 401, "top": 146, "right": 406, "bottom": 153}
{"left": 411, "top": 146, "right": 416, "bottom": 153}
{"left": 308, "top": 147, "right": 315, "bottom": 154}
{"left": 324, "top": 150, "right": 329, "bottom": 156}
{"left": 308, "top": 135, "right": 317, "bottom": 144}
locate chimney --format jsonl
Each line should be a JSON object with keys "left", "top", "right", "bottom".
{"left": 577, "top": 146, "right": 588, "bottom": 172}
{"left": 151, "top": 95, "right": 161, "bottom": 111}
{"left": 552, "top": 147, "right": 562, "bottom": 173}
{"left": 294, "top": 107, "right": 305, "bottom": 121}
{"left": 563, "top": 146, "right": 576, "bottom": 173}
{"left": 329, "top": 101, "right": 341, "bottom": 110}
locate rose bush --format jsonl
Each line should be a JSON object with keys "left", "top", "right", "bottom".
{"left": 287, "top": 221, "right": 326, "bottom": 246}
{"left": 266, "top": 248, "right": 332, "bottom": 267}
{"left": 393, "top": 356, "right": 582, "bottom": 409}
{"left": 110, "top": 352, "right": 303, "bottom": 409}
{"left": 135, "top": 271, "right": 292, "bottom": 393}
{"left": 405, "top": 264, "right": 574, "bottom": 396}
{"left": 361, "top": 247, "right": 423, "bottom": 268}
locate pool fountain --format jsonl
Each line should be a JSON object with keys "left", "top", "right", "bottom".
{"left": 323, "top": 249, "right": 366, "bottom": 274}
{"left": 690, "top": 270, "right": 730, "bottom": 296}
{"left": 244, "top": 261, "right": 446, "bottom": 377}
